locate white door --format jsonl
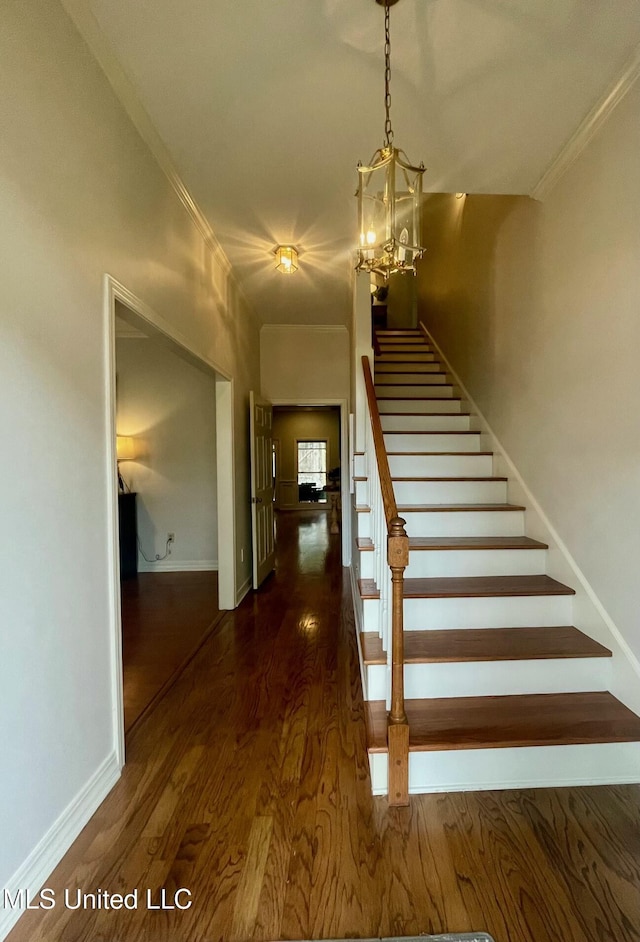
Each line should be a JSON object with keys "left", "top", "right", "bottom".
{"left": 250, "top": 391, "right": 275, "bottom": 589}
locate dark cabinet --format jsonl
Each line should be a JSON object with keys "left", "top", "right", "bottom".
{"left": 118, "top": 492, "right": 138, "bottom": 579}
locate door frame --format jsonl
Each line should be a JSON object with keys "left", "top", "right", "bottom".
{"left": 270, "top": 398, "right": 351, "bottom": 565}
{"left": 103, "top": 274, "right": 237, "bottom": 767}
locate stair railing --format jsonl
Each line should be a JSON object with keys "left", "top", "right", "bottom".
{"left": 361, "top": 355, "right": 410, "bottom": 806}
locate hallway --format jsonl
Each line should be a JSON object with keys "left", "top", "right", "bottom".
{"left": 8, "top": 513, "right": 640, "bottom": 942}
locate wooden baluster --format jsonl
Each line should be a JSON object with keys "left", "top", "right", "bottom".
{"left": 387, "top": 515, "right": 409, "bottom": 806}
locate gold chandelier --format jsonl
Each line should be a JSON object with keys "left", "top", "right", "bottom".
{"left": 356, "top": 0, "right": 426, "bottom": 278}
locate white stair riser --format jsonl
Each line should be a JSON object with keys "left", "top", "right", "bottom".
{"left": 355, "top": 479, "right": 369, "bottom": 503}
{"left": 365, "top": 657, "right": 610, "bottom": 702}
{"left": 363, "top": 597, "right": 381, "bottom": 631}
{"left": 381, "top": 414, "right": 471, "bottom": 431}
{"left": 369, "top": 742, "right": 640, "bottom": 796}
{"left": 405, "top": 547, "right": 546, "bottom": 578}
{"left": 356, "top": 513, "right": 372, "bottom": 539}
{"left": 404, "top": 594, "right": 573, "bottom": 630}
{"left": 374, "top": 351, "right": 442, "bottom": 372}
{"left": 388, "top": 454, "right": 493, "bottom": 476}
{"left": 376, "top": 352, "right": 436, "bottom": 362}
{"left": 378, "top": 398, "right": 463, "bottom": 414}
{"left": 393, "top": 479, "right": 506, "bottom": 503}
{"left": 361, "top": 591, "right": 571, "bottom": 632}
{"left": 377, "top": 374, "right": 449, "bottom": 387}
{"left": 378, "top": 343, "right": 430, "bottom": 352}
{"left": 358, "top": 550, "right": 375, "bottom": 580}
{"left": 375, "top": 369, "right": 444, "bottom": 382}
{"left": 354, "top": 454, "right": 366, "bottom": 476}
{"left": 400, "top": 509, "right": 524, "bottom": 537}
{"left": 375, "top": 370, "right": 451, "bottom": 396}
{"left": 384, "top": 432, "right": 481, "bottom": 452}
{"left": 376, "top": 385, "right": 455, "bottom": 398}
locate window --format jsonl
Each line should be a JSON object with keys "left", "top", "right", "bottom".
{"left": 297, "top": 440, "right": 327, "bottom": 503}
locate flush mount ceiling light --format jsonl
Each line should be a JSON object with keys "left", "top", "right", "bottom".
{"left": 356, "top": 0, "right": 426, "bottom": 279}
{"left": 274, "top": 245, "right": 299, "bottom": 274}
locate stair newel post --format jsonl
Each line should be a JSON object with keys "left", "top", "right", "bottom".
{"left": 387, "top": 514, "right": 410, "bottom": 806}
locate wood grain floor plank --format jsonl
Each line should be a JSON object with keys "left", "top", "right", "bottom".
{"left": 7, "top": 512, "right": 640, "bottom": 942}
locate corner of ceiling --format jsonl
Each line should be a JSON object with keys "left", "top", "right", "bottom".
{"left": 530, "top": 42, "right": 640, "bottom": 202}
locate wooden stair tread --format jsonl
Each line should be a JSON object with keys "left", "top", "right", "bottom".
{"left": 408, "top": 536, "right": 548, "bottom": 550}
{"left": 361, "top": 626, "right": 612, "bottom": 666}
{"left": 402, "top": 574, "right": 575, "bottom": 598}
{"left": 381, "top": 412, "right": 471, "bottom": 416}
{"left": 402, "top": 627, "right": 611, "bottom": 662}
{"left": 397, "top": 502, "right": 524, "bottom": 511}
{"left": 356, "top": 538, "right": 374, "bottom": 551}
{"left": 358, "top": 574, "right": 573, "bottom": 600}
{"left": 375, "top": 381, "right": 449, "bottom": 386}
{"left": 359, "top": 579, "right": 380, "bottom": 599}
{"left": 364, "top": 691, "right": 640, "bottom": 753}
{"left": 355, "top": 505, "right": 371, "bottom": 513}
{"left": 384, "top": 430, "right": 478, "bottom": 435}
{"left": 361, "top": 632, "right": 386, "bottom": 663}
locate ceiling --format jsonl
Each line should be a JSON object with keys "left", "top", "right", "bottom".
{"left": 64, "top": 0, "right": 640, "bottom": 326}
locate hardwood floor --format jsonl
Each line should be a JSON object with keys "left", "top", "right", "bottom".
{"left": 121, "top": 571, "right": 223, "bottom": 731}
{"left": 8, "top": 511, "right": 640, "bottom": 942}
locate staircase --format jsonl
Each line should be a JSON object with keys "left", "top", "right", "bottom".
{"left": 354, "top": 328, "right": 640, "bottom": 796}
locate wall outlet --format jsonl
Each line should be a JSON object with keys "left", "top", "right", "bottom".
{"left": 167, "top": 532, "right": 175, "bottom": 543}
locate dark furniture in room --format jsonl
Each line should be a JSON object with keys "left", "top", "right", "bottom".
{"left": 118, "top": 492, "right": 138, "bottom": 579}
{"left": 298, "top": 483, "right": 325, "bottom": 502}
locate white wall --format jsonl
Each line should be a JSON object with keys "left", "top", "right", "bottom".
{"left": 0, "top": 0, "right": 259, "bottom": 919}
{"left": 116, "top": 334, "right": 217, "bottom": 570}
{"left": 417, "top": 78, "right": 640, "bottom": 663}
{"left": 260, "top": 325, "right": 350, "bottom": 401}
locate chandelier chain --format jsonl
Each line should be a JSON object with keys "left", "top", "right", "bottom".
{"left": 384, "top": 0, "right": 393, "bottom": 147}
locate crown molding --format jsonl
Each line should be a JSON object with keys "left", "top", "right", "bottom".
{"left": 531, "top": 43, "right": 640, "bottom": 202}
{"left": 61, "top": 0, "right": 256, "bottom": 320}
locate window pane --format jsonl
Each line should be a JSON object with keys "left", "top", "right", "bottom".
{"left": 297, "top": 441, "right": 327, "bottom": 498}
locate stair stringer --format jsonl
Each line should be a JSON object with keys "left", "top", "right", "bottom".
{"left": 422, "top": 324, "right": 640, "bottom": 718}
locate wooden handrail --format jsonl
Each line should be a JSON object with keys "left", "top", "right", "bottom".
{"left": 361, "top": 354, "right": 410, "bottom": 806}
{"left": 361, "top": 356, "right": 399, "bottom": 529}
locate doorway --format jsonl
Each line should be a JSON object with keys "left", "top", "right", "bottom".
{"left": 269, "top": 400, "right": 351, "bottom": 564}
{"left": 104, "top": 277, "right": 236, "bottom": 765}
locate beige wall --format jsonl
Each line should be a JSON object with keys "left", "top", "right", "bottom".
{"left": 273, "top": 409, "right": 340, "bottom": 508}
{"left": 0, "top": 0, "right": 259, "bottom": 903}
{"left": 260, "top": 326, "right": 350, "bottom": 402}
{"left": 418, "top": 78, "right": 640, "bottom": 663}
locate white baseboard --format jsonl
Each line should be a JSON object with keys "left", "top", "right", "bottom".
{"left": 421, "top": 323, "right": 640, "bottom": 714}
{"left": 137, "top": 559, "right": 218, "bottom": 573}
{"left": 235, "top": 576, "right": 251, "bottom": 607}
{"left": 0, "top": 752, "right": 120, "bottom": 941}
